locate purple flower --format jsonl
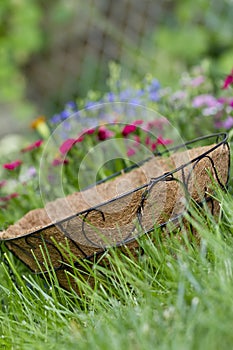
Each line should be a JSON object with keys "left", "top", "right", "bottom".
{"left": 119, "top": 89, "right": 132, "bottom": 101}
{"left": 50, "top": 114, "right": 61, "bottom": 124}
{"left": 223, "top": 116, "right": 233, "bottom": 129}
{"left": 85, "top": 101, "right": 99, "bottom": 109}
{"left": 148, "top": 79, "right": 160, "bottom": 102}
{"left": 149, "top": 79, "right": 160, "bottom": 92}
{"left": 149, "top": 91, "right": 159, "bottom": 102}
{"left": 170, "top": 91, "right": 188, "bottom": 101}
{"left": 60, "top": 110, "right": 71, "bottom": 120}
{"left": 190, "top": 76, "right": 205, "bottom": 87}
{"left": 192, "top": 94, "right": 220, "bottom": 108}
{"left": 65, "top": 101, "right": 77, "bottom": 110}
{"left": 202, "top": 107, "right": 220, "bottom": 116}
{"left": 107, "top": 92, "right": 115, "bottom": 102}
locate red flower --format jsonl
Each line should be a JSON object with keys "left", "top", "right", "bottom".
{"left": 59, "top": 136, "right": 84, "bottom": 154}
{"left": 98, "top": 126, "right": 114, "bottom": 141}
{"left": 151, "top": 142, "right": 157, "bottom": 151}
{"left": 222, "top": 69, "right": 233, "bottom": 89}
{"left": 122, "top": 124, "right": 137, "bottom": 137}
{"left": 21, "top": 139, "right": 43, "bottom": 152}
{"left": 0, "top": 192, "right": 19, "bottom": 202}
{"left": 145, "top": 136, "right": 151, "bottom": 145}
{"left": 52, "top": 158, "right": 69, "bottom": 166}
{"left": 3, "top": 160, "right": 22, "bottom": 170}
{"left": 84, "top": 128, "right": 95, "bottom": 135}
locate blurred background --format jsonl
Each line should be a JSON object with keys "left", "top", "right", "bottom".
{"left": 0, "top": 0, "right": 233, "bottom": 137}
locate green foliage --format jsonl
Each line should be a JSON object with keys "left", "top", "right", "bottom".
{"left": 0, "top": 0, "right": 42, "bottom": 117}
{"left": 147, "top": 0, "right": 233, "bottom": 86}
{"left": 154, "top": 26, "right": 208, "bottom": 64}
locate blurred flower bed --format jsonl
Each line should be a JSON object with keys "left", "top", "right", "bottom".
{"left": 0, "top": 63, "right": 232, "bottom": 229}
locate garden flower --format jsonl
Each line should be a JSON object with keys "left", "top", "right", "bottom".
{"left": 122, "top": 124, "right": 137, "bottom": 137}
{"left": 21, "top": 139, "right": 43, "bottom": 153}
{"left": 222, "top": 116, "right": 233, "bottom": 129}
{"left": 83, "top": 128, "right": 95, "bottom": 135}
{"left": 127, "top": 148, "right": 136, "bottom": 157}
{"left": 145, "top": 136, "right": 151, "bottom": 145}
{"left": 222, "top": 69, "right": 233, "bottom": 89}
{"left": 19, "top": 166, "right": 37, "bottom": 183}
{"left": 151, "top": 142, "right": 157, "bottom": 151}
{"left": 50, "top": 114, "right": 61, "bottom": 124}
{"left": 65, "top": 101, "right": 78, "bottom": 110}
{"left": 148, "top": 79, "right": 160, "bottom": 102}
{"left": 133, "top": 119, "right": 144, "bottom": 125}
{"left": 52, "top": 158, "right": 69, "bottom": 166}
{"left": 156, "top": 135, "right": 173, "bottom": 146}
{"left": 97, "top": 126, "right": 114, "bottom": 141}
{"left": 3, "top": 160, "right": 22, "bottom": 171}
{"left": 133, "top": 135, "right": 141, "bottom": 144}
{"left": 31, "top": 116, "right": 50, "bottom": 139}
{"left": 0, "top": 192, "right": 19, "bottom": 202}
{"left": 0, "top": 180, "right": 6, "bottom": 188}
{"left": 190, "top": 75, "right": 205, "bottom": 87}
{"left": 192, "top": 94, "right": 219, "bottom": 108}
{"left": 60, "top": 110, "right": 72, "bottom": 120}
{"left": 107, "top": 92, "right": 115, "bottom": 102}
{"left": 60, "top": 138, "right": 76, "bottom": 154}
{"left": 59, "top": 136, "right": 84, "bottom": 154}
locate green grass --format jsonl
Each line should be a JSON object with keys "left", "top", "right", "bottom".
{"left": 1, "top": 187, "right": 233, "bottom": 349}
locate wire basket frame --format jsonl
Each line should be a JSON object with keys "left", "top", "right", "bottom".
{"left": 0, "top": 133, "right": 230, "bottom": 291}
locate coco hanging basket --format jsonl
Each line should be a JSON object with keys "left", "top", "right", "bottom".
{"left": 0, "top": 133, "right": 230, "bottom": 291}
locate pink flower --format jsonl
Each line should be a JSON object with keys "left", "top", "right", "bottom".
{"left": 133, "top": 119, "right": 144, "bottom": 125}
{"left": 0, "top": 193, "right": 19, "bottom": 202}
{"left": 222, "top": 69, "right": 233, "bottom": 89}
{"left": 133, "top": 135, "right": 141, "bottom": 145}
{"left": 192, "top": 94, "right": 219, "bottom": 108}
{"left": 145, "top": 136, "right": 151, "bottom": 145}
{"left": 190, "top": 75, "right": 205, "bottom": 87}
{"left": 3, "top": 160, "right": 22, "bottom": 171}
{"left": 59, "top": 136, "right": 84, "bottom": 154}
{"left": 151, "top": 136, "right": 172, "bottom": 151}
{"left": 127, "top": 148, "right": 136, "bottom": 157}
{"left": 21, "top": 139, "right": 43, "bottom": 152}
{"left": 0, "top": 180, "right": 6, "bottom": 188}
{"left": 97, "top": 126, "right": 114, "bottom": 141}
{"left": 85, "top": 128, "right": 95, "bottom": 135}
{"left": 122, "top": 124, "right": 137, "bottom": 137}
{"left": 156, "top": 135, "right": 173, "bottom": 146}
{"left": 59, "top": 138, "right": 76, "bottom": 154}
{"left": 222, "top": 116, "right": 233, "bottom": 129}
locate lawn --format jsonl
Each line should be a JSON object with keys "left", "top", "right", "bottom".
{"left": 1, "top": 185, "right": 233, "bottom": 349}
